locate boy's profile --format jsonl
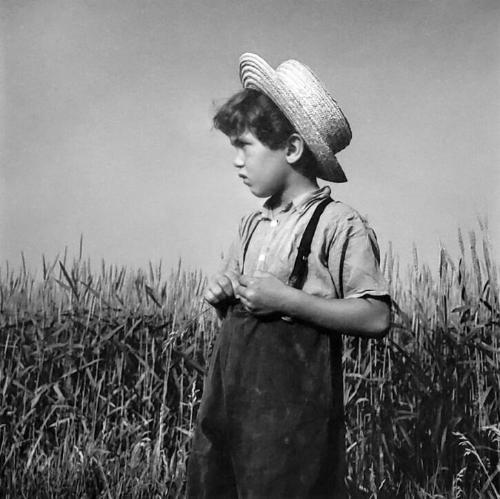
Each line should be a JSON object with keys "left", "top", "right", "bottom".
{"left": 187, "top": 53, "right": 391, "bottom": 498}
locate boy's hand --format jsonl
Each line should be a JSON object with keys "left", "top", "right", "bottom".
{"left": 236, "top": 271, "right": 290, "bottom": 316}
{"left": 204, "top": 270, "right": 241, "bottom": 308}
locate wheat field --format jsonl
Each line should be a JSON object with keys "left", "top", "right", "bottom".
{"left": 1, "top": 227, "right": 499, "bottom": 498}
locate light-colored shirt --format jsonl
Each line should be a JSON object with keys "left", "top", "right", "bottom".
{"left": 223, "top": 186, "right": 389, "bottom": 300}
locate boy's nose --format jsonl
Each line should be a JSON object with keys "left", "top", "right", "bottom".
{"left": 233, "top": 150, "right": 245, "bottom": 168}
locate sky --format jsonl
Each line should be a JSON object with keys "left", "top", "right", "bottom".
{"left": 2, "top": 0, "right": 499, "bottom": 277}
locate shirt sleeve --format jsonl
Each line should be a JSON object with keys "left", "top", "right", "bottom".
{"left": 220, "top": 236, "right": 240, "bottom": 274}
{"left": 327, "top": 213, "right": 389, "bottom": 300}
{"left": 219, "top": 214, "right": 250, "bottom": 274}
{"left": 220, "top": 210, "right": 263, "bottom": 275}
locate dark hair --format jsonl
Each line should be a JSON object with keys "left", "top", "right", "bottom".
{"left": 213, "top": 88, "right": 318, "bottom": 177}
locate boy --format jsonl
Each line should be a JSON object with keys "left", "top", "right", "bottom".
{"left": 187, "top": 53, "right": 391, "bottom": 498}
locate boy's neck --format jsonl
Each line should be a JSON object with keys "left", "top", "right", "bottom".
{"left": 266, "top": 176, "right": 319, "bottom": 212}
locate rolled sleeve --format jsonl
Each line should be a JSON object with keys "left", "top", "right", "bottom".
{"left": 328, "top": 215, "right": 389, "bottom": 300}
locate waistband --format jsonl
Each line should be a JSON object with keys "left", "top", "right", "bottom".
{"left": 227, "top": 302, "right": 296, "bottom": 324}
{"left": 223, "top": 304, "right": 335, "bottom": 342}
{"left": 228, "top": 302, "right": 274, "bottom": 319}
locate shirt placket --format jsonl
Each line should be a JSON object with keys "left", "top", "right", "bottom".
{"left": 255, "top": 217, "right": 280, "bottom": 273}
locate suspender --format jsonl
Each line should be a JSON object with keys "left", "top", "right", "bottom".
{"left": 241, "top": 217, "right": 262, "bottom": 275}
{"left": 338, "top": 225, "right": 353, "bottom": 299}
{"left": 288, "top": 198, "right": 332, "bottom": 290}
{"left": 241, "top": 197, "right": 333, "bottom": 292}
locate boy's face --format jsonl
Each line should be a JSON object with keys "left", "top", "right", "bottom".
{"left": 229, "top": 130, "right": 290, "bottom": 198}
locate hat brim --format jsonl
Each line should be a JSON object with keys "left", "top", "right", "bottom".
{"left": 239, "top": 53, "right": 348, "bottom": 183}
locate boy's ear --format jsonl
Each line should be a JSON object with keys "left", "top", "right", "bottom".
{"left": 285, "top": 133, "right": 305, "bottom": 165}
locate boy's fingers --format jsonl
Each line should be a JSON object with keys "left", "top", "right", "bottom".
{"left": 225, "top": 270, "right": 241, "bottom": 292}
{"left": 216, "top": 275, "right": 233, "bottom": 296}
{"left": 235, "top": 278, "right": 254, "bottom": 299}
{"left": 206, "top": 283, "right": 227, "bottom": 302}
{"left": 204, "top": 289, "right": 217, "bottom": 304}
{"left": 239, "top": 295, "right": 254, "bottom": 312}
{"left": 236, "top": 285, "right": 247, "bottom": 299}
{"left": 238, "top": 275, "right": 253, "bottom": 287}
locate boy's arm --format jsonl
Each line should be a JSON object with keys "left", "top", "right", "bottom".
{"left": 205, "top": 270, "right": 241, "bottom": 303}
{"left": 281, "top": 286, "right": 390, "bottom": 338}
{"left": 204, "top": 232, "right": 243, "bottom": 317}
{"left": 236, "top": 273, "right": 391, "bottom": 339}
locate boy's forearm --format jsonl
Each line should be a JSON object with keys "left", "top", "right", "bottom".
{"left": 279, "top": 287, "right": 391, "bottom": 338}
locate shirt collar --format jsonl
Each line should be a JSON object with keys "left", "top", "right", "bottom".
{"left": 261, "top": 185, "right": 332, "bottom": 219}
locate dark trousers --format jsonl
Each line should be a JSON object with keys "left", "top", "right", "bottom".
{"left": 187, "top": 305, "right": 347, "bottom": 498}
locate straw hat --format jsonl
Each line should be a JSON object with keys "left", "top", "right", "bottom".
{"left": 239, "top": 53, "right": 351, "bottom": 183}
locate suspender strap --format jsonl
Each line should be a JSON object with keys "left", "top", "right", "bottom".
{"left": 241, "top": 217, "right": 263, "bottom": 274}
{"left": 338, "top": 225, "right": 353, "bottom": 299}
{"left": 288, "top": 198, "right": 332, "bottom": 290}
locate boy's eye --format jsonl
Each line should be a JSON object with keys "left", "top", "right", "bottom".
{"left": 231, "top": 137, "right": 251, "bottom": 148}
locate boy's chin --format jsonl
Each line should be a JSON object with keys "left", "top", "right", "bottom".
{"left": 251, "top": 191, "right": 271, "bottom": 199}
{"left": 247, "top": 186, "right": 274, "bottom": 198}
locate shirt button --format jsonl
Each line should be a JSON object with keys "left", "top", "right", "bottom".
{"left": 258, "top": 254, "right": 266, "bottom": 262}
{"left": 270, "top": 219, "right": 278, "bottom": 227}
